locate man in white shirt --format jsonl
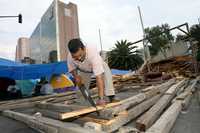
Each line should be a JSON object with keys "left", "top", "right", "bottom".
{"left": 67, "top": 38, "right": 117, "bottom": 105}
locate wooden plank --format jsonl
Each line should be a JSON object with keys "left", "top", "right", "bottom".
{"left": 146, "top": 101, "right": 182, "bottom": 133}
{"left": 0, "top": 102, "right": 36, "bottom": 111}
{"left": 0, "top": 91, "right": 76, "bottom": 105}
{"left": 2, "top": 110, "right": 103, "bottom": 133}
{"left": 36, "top": 103, "right": 88, "bottom": 112}
{"left": 35, "top": 108, "right": 61, "bottom": 119}
{"left": 100, "top": 79, "right": 175, "bottom": 119}
{"left": 0, "top": 95, "right": 77, "bottom": 111}
{"left": 135, "top": 79, "right": 187, "bottom": 131}
{"left": 48, "top": 95, "right": 77, "bottom": 103}
{"left": 141, "top": 86, "right": 155, "bottom": 92}
{"left": 155, "top": 78, "right": 176, "bottom": 94}
{"left": 175, "top": 79, "right": 198, "bottom": 100}
{"left": 182, "top": 93, "right": 192, "bottom": 110}
{"left": 136, "top": 95, "right": 173, "bottom": 131}
{"left": 84, "top": 94, "right": 161, "bottom": 133}
{"left": 59, "top": 102, "right": 121, "bottom": 120}
{"left": 165, "top": 79, "right": 186, "bottom": 95}
{"left": 100, "top": 93, "right": 147, "bottom": 119}
{"left": 35, "top": 103, "right": 89, "bottom": 120}
{"left": 117, "top": 126, "right": 139, "bottom": 133}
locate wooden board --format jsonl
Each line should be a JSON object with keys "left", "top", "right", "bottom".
{"left": 2, "top": 110, "right": 103, "bottom": 133}
{"left": 59, "top": 102, "right": 121, "bottom": 120}
{"left": 83, "top": 94, "right": 161, "bottom": 132}
{"left": 136, "top": 94, "right": 173, "bottom": 131}
{"left": 100, "top": 79, "right": 175, "bottom": 119}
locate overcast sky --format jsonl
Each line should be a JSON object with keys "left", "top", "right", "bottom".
{"left": 0, "top": 0, "right": 199, "bottom": 60}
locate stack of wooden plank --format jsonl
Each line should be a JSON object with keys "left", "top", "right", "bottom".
{"left": 0, "top": 76, "right": 199, "bottom": 133}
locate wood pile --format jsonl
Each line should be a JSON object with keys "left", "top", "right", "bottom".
{"left": 0, "top": 76, "right": 199, "bottom": 133}
{"left": 141, "top": 55, "right": 196, "bottom": 78}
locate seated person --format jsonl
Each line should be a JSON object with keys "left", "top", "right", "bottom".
{"left": 40, "top": 81, "right": 54, "bottom": 95}
{"left": 7, "top": 85, "right": 22, "bottom": 99}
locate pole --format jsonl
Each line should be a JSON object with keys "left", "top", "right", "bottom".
{"left": 137, "top": 6, "right": 146, "bottom": 61}
{"left": 99, "top": 29, "right": 103, "bottom": 52}
{"left": 137, "top": 6, "right": 150, "bottom": 72}
{"left": 0, "top": 14, "right": 22, "bottom": 23}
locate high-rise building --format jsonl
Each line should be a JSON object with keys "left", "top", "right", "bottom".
{"left": 15, "top": 37, "right": 30, "bottom": 61}
{"left": 30, "top": 0, "right": 79, "bottom": 63}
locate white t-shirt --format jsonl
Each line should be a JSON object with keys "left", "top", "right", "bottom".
{"left": 67, "top": 46, "right": 104, "bottom": 76}
{"left": 40, "top": 83, "right": 53, "bottom": 95}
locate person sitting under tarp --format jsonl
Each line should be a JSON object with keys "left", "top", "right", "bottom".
{"left": 7, "top": 84, "right": 22, "bottom": 99}
{"left": 0, "top": 77, "right": 16, "bottom": 100}
{"left": 32, "top": 77, "right": 54, "bottom": 96}
{"left": 40, "top": 80, "right": 54, "bottom": 95}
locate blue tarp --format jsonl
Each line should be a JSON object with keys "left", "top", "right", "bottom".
{"left": 111, "top": 69, "right": 131, "bottom": 75}
{"left": 0, "top": 58, "right": 68, "bottom": 80}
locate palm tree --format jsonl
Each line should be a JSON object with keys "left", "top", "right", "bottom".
{"left": 108, "top": 40, "right": 143, "bottom": 71}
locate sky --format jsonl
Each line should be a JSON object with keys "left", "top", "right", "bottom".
{"left": 0, "top": 0, "right": 200, "bottom": 60}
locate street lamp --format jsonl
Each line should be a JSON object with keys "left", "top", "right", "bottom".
{"left": 0, "top": 14, "right": 22, "bottom": 23}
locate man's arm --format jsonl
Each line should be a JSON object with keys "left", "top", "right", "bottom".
{"left": 96, "top": 74, "right": 104, "bottom": 99}
{"left": 70, "top": 69, "right": 78, "bottom": 77}
{"left": 70, "top": 69, "right": 82, "bottom": 85}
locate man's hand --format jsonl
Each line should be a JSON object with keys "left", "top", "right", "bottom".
{"left": 96, "top": 99, "right": 106, "bottom": 106}
{"left": 74, "top": 75, "right": 82, "bottom": 86}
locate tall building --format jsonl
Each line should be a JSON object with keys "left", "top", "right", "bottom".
{"left": 15, "top": 37, "right": 30, "bottom": 61}
{"left": 30, "top": 0, "right": 79, "bottom": 63}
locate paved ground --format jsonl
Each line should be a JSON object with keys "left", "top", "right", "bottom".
{"left": 0, "top": 115, "right": 38, "bottom": 133}
{"left": 171, "top": 92, "right": 200, "bottom": 133}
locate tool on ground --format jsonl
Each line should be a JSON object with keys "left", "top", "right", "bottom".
{"left": 79, "top": 84, "right": 100, "bottom": 116}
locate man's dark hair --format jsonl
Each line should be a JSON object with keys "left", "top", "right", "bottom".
{"left": 68, "top": 38, "right": 85, "bottom": 53}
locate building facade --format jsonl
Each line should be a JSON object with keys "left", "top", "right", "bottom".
{"left": 29, "top": 0, "right": 79, "bottom": 63}
{"left": 15, "top": 37, "right": 30, "bottom": 62}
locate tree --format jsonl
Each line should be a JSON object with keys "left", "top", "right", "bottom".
{"left": 144, "top": 24, "right": 174, "bottom": 57}
{"left": 190, "top": 24, "right": 200, "bottom": 61}
{"left": 190, "top": 24, "right": 200, "bottom": 46}
{"left": 108, "top": 40, "right": 143, "bottom": 71}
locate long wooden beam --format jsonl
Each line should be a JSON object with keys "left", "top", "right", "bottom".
{"left": 2, "top": 110, "right": 103, "bottom": 133}
{"left": 36, "top": 102, "right": 88, "bottom": 112}
{"left": 100, "top": 79, "right": 175, "bottom": 119}
{"left": 136, "top": 79, "right": 186, "bottom": 131}
{"left": 146, "top": 101, "right": 182, "bottom": 133}
{"left": 83, "top": 94, "right": 161, "bottom": 132}
{"left": 59, "top": 102, "right": 121, "bottom": 120}
{"left": 0, "top": 91, "right": 76, "bottom": 105}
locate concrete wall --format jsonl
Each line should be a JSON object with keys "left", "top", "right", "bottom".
{"left": 150, "top": 41, "right": 189, "bottom": 63}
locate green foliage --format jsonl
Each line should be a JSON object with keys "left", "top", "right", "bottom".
{"left": 190, "top": 24, "right": 200, "bottom": 46}
{"left": 196, "top": 49, "right": 200, "bottom": 61}
{"left": 108, "top": 40, "right": 143, "bottom": 71}
{"left": 144, "top": 24, "right": 174, "bottom": 57}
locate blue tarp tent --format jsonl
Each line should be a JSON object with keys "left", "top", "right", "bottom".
{"left": 0, "top": 58, "right": 68, "bottom": 80}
